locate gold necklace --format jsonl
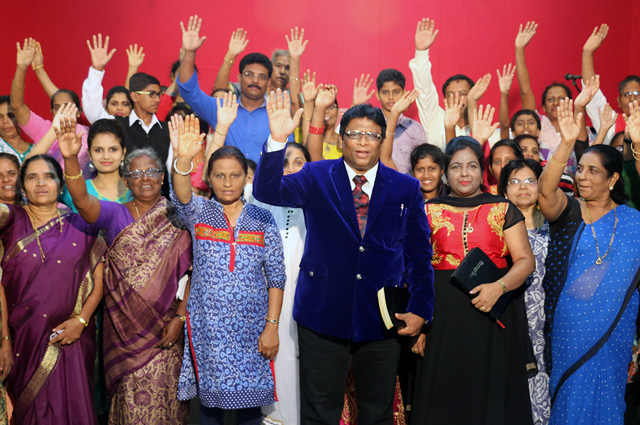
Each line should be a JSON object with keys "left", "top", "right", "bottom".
{"left": 584, "top": 199, "right": 617, "bottom": 265}
{"left": 464, "top": 207, "right": 481, "bottom": 234}
{"left": 26, "top": 207, "right": 63, "bottom": 263}
{"left": 132, "top": 200, "right": 141, "bottom": 218}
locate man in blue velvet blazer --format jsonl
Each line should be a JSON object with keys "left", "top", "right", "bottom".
{"left": 254, "top": 90, "right": 434, "bottom": 425}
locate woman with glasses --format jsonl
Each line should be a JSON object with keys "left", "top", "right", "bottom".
{"left": 498, "top": 159, "right": 551, "bottom": 424}
{"left": 56, "top": 118, "right": 193, "bottom": 425}
{"left": 411, "top": 136, "right": 535, "bottom": 425}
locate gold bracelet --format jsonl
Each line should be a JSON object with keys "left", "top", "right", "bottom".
{"left": 302, "top": 115, "right": 312, "bottom": 122}
{"left": 265, "top": 318, "right": 279, "bottom": 325}
{"left": 215, "top": 129, "right": 227, "bottom": 137}
{"left": 33, "top": 65, "right": 44, "bottom": 71}
{"left": 75, "top": 315, "right": 89, "bottom": 327}
{"left": 64, "top": 169, "right": 83, "bottom": 180}
{"left": 497, "top": 279, "right": 507, "bottom": 294}
{"left": 224, "top": 57, "right": 234, "bottom": 65}
{"left": 630, "top": 142, "right": 639, "bottom": 155}
{"left": 174, "top": 314, "right": 187, "bottom": 322}
{"left": 549, "top": 155, "right": 568, "bottom": 167}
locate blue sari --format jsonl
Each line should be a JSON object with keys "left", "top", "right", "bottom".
{"left": 549, "top": 202, "right": 640, "bottom": 424}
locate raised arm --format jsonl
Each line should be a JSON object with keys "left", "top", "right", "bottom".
{"left": 26, "top": 103, "right": 78, "bottom": 159}
{"left": 351, "top": 74, "right": 375, "bottom": 107}
{"left": 286, "top": 27, "right": 308, "bottom": 114}
{"left": 467, "top": 73, "right": 491, "bottom": 129}
{"left": 592, "top": 103, "right": 618, "bottom": 145}
{"left": 515, "top": 21, "right": 538, "bottom": 110}
{"left": 83, "top": 34, "right": 117, "bottom": 123}
{"left": 202, "top": 92, "right": 239, "bottom": 180}
{"left": 124, "top": 44, "right": 144, "bottom": 89}
{"left": 497, "top": 64, "right": 516, "bottom": 139}
{"left": 380, "top": 89, "right": 420, "bottom": 170}
{"left": 573, "top": 74, "right": 600, "bottom": 142}
{"left": 300, "top": 70, "right": 318, "bottom": 144}
{"left": 582, "top": 24, "right": 608, "bottom": 81}
{"left": 538, "top": 99, "right": 581, "bottom": 221}
{"left": 308, "top": 84, "right": 337, "bottom": 162}
{"left": 179, "top": 15, "right": 207, "bottom": 85}
{"left": 10, "top": 38, "right": 36, "bottom": 126}
{"left": 32, "top": 41, "right": 59, "bottom": 98}
{"left": 624, "top": 100, "right": 640, "bottom": 177}
{"left": 57, "top": 117, "right": 102, "bottom": 223}
{"left": 213, "top": 28, "right": 247, "bottom": 90}
{"left": 471, "top": 104, "right": 500, "bottom": 145}
{"left": 444, "top": 93, "right": 463, "bottom": 143}
{"left": 171, "top": 114, "right": 207, "bottom": 205}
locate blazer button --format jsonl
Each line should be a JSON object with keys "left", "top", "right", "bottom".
{"left": 309, "top": 271, "right": 314, "bottom": 277}
{"left": 356, "top": 273, "right": 362, "bottom": 280}
{"left": 359, "top": 246, "right": 365, "bottom": 252}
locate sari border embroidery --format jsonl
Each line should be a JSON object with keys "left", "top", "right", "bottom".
{"left": 0, "top": 203, "right": 9, "bottom": 229}
{"left": 4, "top": 212, "right": 69, "bottom": 263}
{"left": 14, "top": 345, "right": 60, "bottom": 422}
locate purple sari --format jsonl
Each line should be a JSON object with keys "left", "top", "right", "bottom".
{"left": 0, "top": 203, "right": 106, "bottom": 425}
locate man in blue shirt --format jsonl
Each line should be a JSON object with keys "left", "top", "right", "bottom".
{"left": 178, "top": 16, "right": 293, "bottom": 163}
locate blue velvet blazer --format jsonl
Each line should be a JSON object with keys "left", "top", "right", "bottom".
{"left": 254, "top": 147, "right": 434, "bottom": 341}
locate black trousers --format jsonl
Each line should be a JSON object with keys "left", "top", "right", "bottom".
{"left": 297, "top": 324, "right": 401, "bottom": 425}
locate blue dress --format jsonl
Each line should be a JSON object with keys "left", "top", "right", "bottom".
{"left": 172, "top": 192, "right": 286, "bottom": 410}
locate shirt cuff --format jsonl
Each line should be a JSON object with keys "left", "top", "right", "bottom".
{"left": 88, "top": 66, "right": 105, "bottom": 81}
{"left": 266, "top": 135, "right": 287, "bottom": 152}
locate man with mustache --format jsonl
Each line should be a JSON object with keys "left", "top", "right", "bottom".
{"left": 177, "top": 16, "right": 294, "bottom": 164}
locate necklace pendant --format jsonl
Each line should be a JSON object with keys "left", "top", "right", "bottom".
{"left": 596, "top": 257, "right": 602, "bottom": 265}
{"left": 466, "top": 225, "right": 474, "bottom": 234}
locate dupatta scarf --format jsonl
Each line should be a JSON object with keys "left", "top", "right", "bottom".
{"left": 0, "top": 204, "right": 105, "bottom": 424}
{"left": 102, "top": 197, "right": 192, "bottom": 393}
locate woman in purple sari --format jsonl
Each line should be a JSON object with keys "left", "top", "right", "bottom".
{"left": 56, "top": 117, "right": 192, "bottom": 425}
{"left": 0, "top": 154, "right": 106, "bottom": 425}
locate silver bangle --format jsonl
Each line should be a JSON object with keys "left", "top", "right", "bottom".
{"left": 265, "top": 318, "right": 279, "bottom": 325}
{"left": 173, "top": 158, "right": 194, "bottom": 176}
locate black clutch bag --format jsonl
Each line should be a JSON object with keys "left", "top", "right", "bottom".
{"left": 377, "top": 286, "right": 410, "bottom": 330}
{"left": 450, "top": 247, "right": 512, "bottom": 327}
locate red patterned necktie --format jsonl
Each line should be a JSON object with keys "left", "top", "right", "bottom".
{"left": 353, "top": 175, "right": 369, "bottom": 237}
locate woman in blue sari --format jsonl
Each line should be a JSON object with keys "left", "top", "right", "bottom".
{"left": 538, "top": 99, "right": 640, "bottom": 424}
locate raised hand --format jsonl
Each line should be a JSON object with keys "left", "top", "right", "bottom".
{"left": 168, "top": 114, "right": 182, "bottom": 156}
{"left": 391, "top": 89, "right": 420, "bottom": 115}
{"left": 267, "top": 89, "right": 304, "bottom": 143}
{"left": 415, "top": 18, "right": 439, "bottom": 51}
{"left": 515, "top": 21, "right": 538, "bottom": 50}
{"left": 557, "top": 98, "right": 582, "bottom": 142}
{"left": 301, "top": 70, "right": 318, "bottom": 101}
{"left": 176, "top": 114, "right": 206, "bottom": 161}
{"left": 599, "top": 103, "right": 618, "bottom": 131}
{"left": 286, "top": 27, "right": 308, "bottom": 59}
{"left": 32, "top": 41, "right": 44, "bottom": 70}
{"left": 216, "top": 92, "right": 239, "bottom": 128}
{"left": 352, "top": 73, "right": 375, "bottom": 106}
{"left": 496, "top": 64, "right": 516, "bottom": 95}
{"left": 315, "top": 84, "right": 338, "bottom": 109}
{"left": 623, "top": 100, "right": 640, "bottom": 144}
{"left": 126, "top": 44, "right": 145, "bottom": 69}
{"left": 180, "top": 15, "right": 207, "bottom": 52}
{"left": 16, "top": 38, "right": 36, "bottom": 69}
{"left": 52, "top": 102, "right": 79, "bottom": 130}
{"left": 574, "top": 75, "right": 600, "bottom": 108}
{"left": 227, "top": 28, "right": 249, "bottom": 57}
{"left": 469, "top": 73, "right": 491, "bottom": 102}
{"left": 444, "top": 93, "right": 464, "bottom": 128}
{"left": 54, "top": 116, "right": 84, "bottom": 159}
{"left": 86, "top": 34, "right": 116, "bottom": 72}
{"left": 472, "top": 104, "right": 500, "bottom": 142}
{"left": 583, "top": 24, "right": 609, "bottom": 53}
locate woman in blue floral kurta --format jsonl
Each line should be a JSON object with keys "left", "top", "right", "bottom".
{"left": 170, "top": 114, "right": 285, "bottom": 425}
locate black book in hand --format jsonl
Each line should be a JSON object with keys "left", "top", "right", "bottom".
{"left": 377, "top": 286, "right": 410, "bottom": 330}
{"left": 450, "top": 247, "right": 512, "bottom": 327}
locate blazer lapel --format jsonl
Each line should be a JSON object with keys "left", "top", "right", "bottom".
{"left": 331, "top": 160, "right": 361, "bottom": 238}
{"left": 365, "top": 162, "right": 391, "bottom": 234}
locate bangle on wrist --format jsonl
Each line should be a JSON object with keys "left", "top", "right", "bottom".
{"left": 497, "top": 279, "right": 507, "bottom": 294}
{"left": 215, "top": 129, "right": 227, "bottom": 136}
{"left": 173, "top": 158, "right": 194, "bottom": 176}
{"left": 174, "top": 314, "right": 187, "bottom": 322}
{"left": 630, "top": 143, "right": 639, "bottom": 155}
{"left": 224, "top": 57, "right": 234, "bottom": 65}
{"left": 290, "top": 77, "right": 300, "bottom": 82}
{"left": 309, "top": 125, "right": 325, "bottom": 135}
{"left": 33, "top": 64, "right": 44, "bottom": 71}
{"left": 265, "top": 318, "right": 279, "bottom": 325}
{"left": 302, "top": 115, "right": 312, "bottom": 122}
{"left": 64, "top": 170, "right": 83, "bottom": 180}
{"left": 549, "top": 155, "right": 568, "bottom": 167}
{"left": 75, "top": 315, "right": 89, "bottom": 327}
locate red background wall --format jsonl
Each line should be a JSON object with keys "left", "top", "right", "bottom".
{"left": 2, "top": 0, "right": 639, "bottom": 126}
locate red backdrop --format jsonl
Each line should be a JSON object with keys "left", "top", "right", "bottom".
{"left": 2, "top": 0, "right": 639, "bottom": 127}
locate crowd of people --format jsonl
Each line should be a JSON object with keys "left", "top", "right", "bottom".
{"left": 0, "top": 13, "right": 639, "bottom": 425}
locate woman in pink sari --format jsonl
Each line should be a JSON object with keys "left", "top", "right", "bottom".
{"left": 0, "top": 154, "right": 106, "bottom": 425}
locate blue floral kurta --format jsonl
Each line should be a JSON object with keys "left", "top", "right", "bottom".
{"left": 172, "top": 193, "right": 286, "bottom": 409}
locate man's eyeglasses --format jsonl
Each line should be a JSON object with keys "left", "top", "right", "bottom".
{"left": 243, "top": 71, "right": 269, "bottom": 82}
{"left": 507, "top": 177, "right": 538, "bottom": 187}
{"left": 622, "top": 91, "right": 640, "bottom": 98}
{"left": 124, "top": 168, "right": 163, "bottom": 179}
{"left": 135, "top": 91, "right": 162, "bottom": 99}
{"left": 344, "top": 130, "right": 383, "bottom": 142}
